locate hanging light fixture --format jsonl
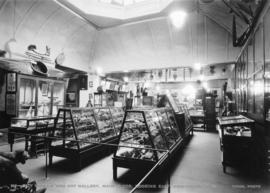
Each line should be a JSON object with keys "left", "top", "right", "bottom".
{"left": 169, "top": 10, "right": 187, "bottom": 29}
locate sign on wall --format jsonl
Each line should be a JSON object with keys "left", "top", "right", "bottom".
{"left": 6, "top": 73, "right": 17, "bottom": 92}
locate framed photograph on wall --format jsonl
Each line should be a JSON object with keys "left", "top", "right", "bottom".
{"left": 66, "top": 92, "right": 76, "bottom": 105}
{"left": 6, "top": 72, "right": 17, "bottom": 92}
{"left": 6, "top": 93, "right": 16, "bottom": 115}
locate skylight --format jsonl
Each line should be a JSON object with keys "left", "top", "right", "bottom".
{"left": 99, "top": 0, "right": 148, "bottom": 7}
{"left": 66, "top": 0, "right": 173, "bottom": 19}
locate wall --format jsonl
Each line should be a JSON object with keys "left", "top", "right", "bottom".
{"left": 93, "top": 11, "right": 240, "bottom": 73}
{"left": 0, "top": 0, "right": 96, "bottom": 72}
{"left": 79, "top": 74, "right": 100, "bottom": 107}
{"left": 235, "top": 3, "right": 270, "bottom": 135}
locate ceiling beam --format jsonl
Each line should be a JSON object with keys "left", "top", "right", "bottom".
{"left": 100, "top": 16, "right": 167, "bottom": 31}
{"left": 54, "top": 0, "right": 100, "bottom": 30}
{"left": 0, "top": 0, "right": 7, "bottom": 14}
{"left": 198, "top": 9, "right": 232, "bottom": 35}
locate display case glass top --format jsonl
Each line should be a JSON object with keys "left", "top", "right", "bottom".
{"left": 10, "top": 116, "right": 55, "bottom": 129}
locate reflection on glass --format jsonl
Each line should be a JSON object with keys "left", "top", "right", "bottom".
{"left": 94, "top": 108, "right": 116, "bottom": 140}
{"left": 52, "top": 82, "right": 65, "bottom": 115}
{"left": 19, "top": 78, "right": 36, "bottom": 118}
{"left": 116, "top": 111, "right": 155, "bottom": 161}
{"left": 37, "top": 81, "right": 52, "bottom": 116}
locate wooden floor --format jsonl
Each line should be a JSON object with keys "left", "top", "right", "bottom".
{"left": 0, "top": 132, "right": 269, "bottom": 193}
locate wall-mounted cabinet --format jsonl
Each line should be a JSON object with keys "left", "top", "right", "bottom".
{"left": 17, "top": 74, "right": 66, "bottom": 118}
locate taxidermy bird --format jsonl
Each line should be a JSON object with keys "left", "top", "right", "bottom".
{"left": 4, "top": 38, "right": 16, "bottom": 58}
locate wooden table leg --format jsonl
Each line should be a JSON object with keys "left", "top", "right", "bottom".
{"left": 113, "top": 161, "right": 117, "bottom": 180}
{"left": 25, "top": 135, "right": 29, "bottom": 151}
{"left": 8, "top": 132, "right": 14, "bottom": 152}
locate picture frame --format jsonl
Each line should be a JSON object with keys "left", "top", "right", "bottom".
{"left": 6, "top": 93, "right": 16, "bottom": 115}
{"left": 6, "top": 72, "right": 17, "bottom": 92}
{"left": 66, "top": 92, "right": 76, "bottom": 104}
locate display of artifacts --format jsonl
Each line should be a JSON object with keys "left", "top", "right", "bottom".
{"left": 51, "top": 108, "right": 100, "bottom": 149}
{"left": 7, "top": 72, "right": 17, "bottom": 92}
{"left": 110, "top": 107, "right": 124, "bottom": 134}
{"left": 115, "top": 108, "right": 181, "bottom": 162}
{"left": 94, "top": 108, "right": 117, "bottom": 140}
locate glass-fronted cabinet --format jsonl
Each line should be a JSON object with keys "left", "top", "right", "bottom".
{"left": 19, "top": 78, "right": 36, "bottom": 118}
{"left": 113, "top": 107, "right": 183, "bottom": 179}
{"left": 49, "top": 106, "right": 121, "bottom": 170}
{"left": 17, "top": 74, "right": 66, "bottom": 118}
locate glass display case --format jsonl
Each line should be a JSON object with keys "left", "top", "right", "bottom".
{"left": 9, "top": 116, "right": 56, "bottom": 152}
{"left": 52, "top": 108, "right": 99, "bottom": 149}
{"left": 17, "top": 74, "right": 66, "bottom": 118}
{"left": 10, "top": 116, "right": 55, "bottom": 129}
{"left": 113, "top": 108, "right": 183, "bottom": 179}
{"left": 49, "top": 106, "right": 120, "bottom": 170}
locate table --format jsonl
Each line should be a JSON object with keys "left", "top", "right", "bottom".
{"left": 8, "top": 116, "right": 56, "bottom": 152}
{"left": 217, "top": 115, "right": 255, "bottom": 173}
{"left": 189, "top": 110, "right": 205, "bottom": 131}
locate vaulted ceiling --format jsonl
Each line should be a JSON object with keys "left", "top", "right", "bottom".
{"left": 0, "top": 0, "right": 265, "bottom": 73}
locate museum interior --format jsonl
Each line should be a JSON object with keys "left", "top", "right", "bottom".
{"left": 0, "top": 0, "right": 270, "bottom": 193}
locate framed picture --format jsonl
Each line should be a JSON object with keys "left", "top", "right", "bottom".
{"left": 66, "top": 92, "right": 76, "bottom": 104}
{"left": 89, "top": 81, "right": 93, "bottom": 88}
{"left": 6, "top": 72, "right": 17, "bottom": 92}
{"left": 41, "top": 83, "right": 49, "bottom": 96}
{"left": 6, "top": 93, "right": 16, "bottom": 115}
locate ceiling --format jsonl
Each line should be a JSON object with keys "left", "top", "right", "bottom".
{"left": 58, "top": 0, "right": 263, "bottom": 33}
{"left": 0, "top": 0, "right": 266, "bottom": 73}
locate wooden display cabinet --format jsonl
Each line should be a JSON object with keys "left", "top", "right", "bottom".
{"left": 217, "top": 115, "right": 255, "bottom": 173}
{"left": 16, "top": 74, "right": 66, "bottom": 117}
